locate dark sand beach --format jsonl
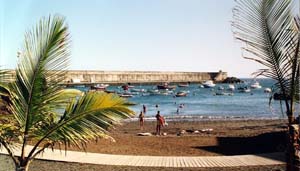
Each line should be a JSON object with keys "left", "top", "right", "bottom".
{"left": 66, "top": 119, "right": 287, "bottom": 156}
{"left": 1, "top": 119, "right": 287, "bottom": 171}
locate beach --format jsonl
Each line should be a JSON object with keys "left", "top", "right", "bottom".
{"left": 0, "top": 119, "right": 287, "bottom": 170}
{"left": 65, "top": 119, "right": 287, "bottom": 156}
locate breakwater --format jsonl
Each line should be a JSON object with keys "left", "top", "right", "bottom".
{"left": 65, "top": 70, "right": 227, "bottom": 84}
{"left": 3, "top": 70, "right": 227, "bottom": 85}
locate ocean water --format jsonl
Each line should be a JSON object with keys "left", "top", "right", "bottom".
{"left": 76, "top": 79, "right": 288, "bottom": 119}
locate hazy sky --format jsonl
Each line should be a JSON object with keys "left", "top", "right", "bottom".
{"left": 1, "top": 0, "right": 292, "bottom": 77}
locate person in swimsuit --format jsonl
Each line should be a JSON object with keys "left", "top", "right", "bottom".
{"left": 139, "top": 111, "right": 145, "bottom": 130}
{"left": 156, "top": 111, "right": 164, "bottom": 135}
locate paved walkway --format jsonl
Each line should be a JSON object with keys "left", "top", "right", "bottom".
{"left": 0, "top": 146, "right": 285, "bottom": 168}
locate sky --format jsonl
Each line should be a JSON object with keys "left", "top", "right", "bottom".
{"left": 1, "top": 0, "right": 296, "bottom": 78}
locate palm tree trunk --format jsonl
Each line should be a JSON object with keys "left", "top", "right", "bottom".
{"left": 15, "top": 158, "right": 30, "bottom": 171}
{"left": 15, "top": 164, "right": 29, "bottom": 171}
{"left": 287, "top": 124, "right": 300, "bottom": 171}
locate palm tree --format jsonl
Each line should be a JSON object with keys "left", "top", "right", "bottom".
{"left": 0, "top": 15, "right": 135, "bottom": 171}
{"left": 232, "top": 0, "right": 300, "bottom": 170}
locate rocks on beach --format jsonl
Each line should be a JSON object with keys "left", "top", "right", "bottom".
{"left": 177, "top": 128, "right": 213, "bottom": 136}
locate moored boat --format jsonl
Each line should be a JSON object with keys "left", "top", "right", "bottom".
{"left": 250, "top": 81, "right": 262, "bottom": 89}
{"left": 119, "top": 92, "right": 133, "bottom": 98}
{"left": 202, "top": 80, "right": 216, "bottom": 88}
{"left": 238, "top": 87, "right": 251, "bottom": 93}
{"left": 178, "top": 83, "right": 189, "bottom": 87}
{"left": 175, "top": 91, "right": 188, "bottom": 97}
{"left": 264, "top": 88, "right": 271, "bottom": 93}
{"left": 157, "top": 83, "right": 176, "bottom": 90}
{"left": 228, "top": 84, "right": 235, "bottom": 91}
{"left": 91, "top": 83, "right": 109, "bottom": 91}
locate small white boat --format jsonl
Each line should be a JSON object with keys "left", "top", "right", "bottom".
{"left": 175, "top": 91, "right": 188, "bottom": 97}
{"left": 250, "top": 81, "right": 262, "bottom": 89}
{"left": 119, "top": 92, "right": 133, "bottom": 98}
{"left": 228, "top": 84, "right": 235, "bottom": 91}
{"left": 203, "top": 80, "right": 216, "bottom": 88}
{"left": 131, "top": 88, "right": 145, "bottom": 92}
{"left": 217, "top": 86, "right": 224, "bottom": 90}
{"left": 91, "top": 83, "right": 109, "bottom": 90}
{"left": 239, "top": 87, "right": 251, "bottom": 93}
{"left": 178, "top": 83, "right": 189, "bottom": 87}
{"left": 214, "top": 92, "right": 234, "bottom": 96}
{"left": 199, "top": 84, "right": 204, "bottom": 88}
{"left": 264, "top": 88, "right": 272, "bottom": 93}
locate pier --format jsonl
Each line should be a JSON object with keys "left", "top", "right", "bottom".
{"left": 3, "top": 70, "right": 227, "bottom": 86}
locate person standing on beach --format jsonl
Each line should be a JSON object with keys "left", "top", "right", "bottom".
{"left": 143, "top": 104, "right": 147, "bottom": 114}
{"left": 155, "top": 111, "right": 164, "bottom": 135}
{"left": 139, "top": 111, "right": 145, "bottom": 130}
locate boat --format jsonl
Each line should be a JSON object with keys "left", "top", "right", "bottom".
{"left": 228, "top": 84, "right": 235, "bottom": 91}
{"left": 157, "top": 83, "right": 176, "bottom": 90}
{"left": 148, "top": 89, "right": 160, "bottom": 95}
{"left": 178, "top": 83, "right": 189, "bottom": 87}
{"left": 119, "top": 92, "right": 133, "bottom": 98}
{"left": 238, "top": 87, "right": 251, "bottom": 93}
{"left": 264, "top": 88, "right": 271, "bottom": 93}
{"left": 199, "top": 84, "right": 204, "bottom": 88}
{"left": 250, "top": 81, "right": 262, "bottom": 89}
{"left": 217, "top": 86, "right": 224, "bottom": 90}
{"left": 202, "top": 80, "right": 216, "bottom": 88}
{"left": 175, "top": 91, "right": 188, "bottom": 97}
{"left": 91, "top": 83, "right": 109, "bottom": 91}
{"left": 104, "top": 90, "right": 116, "bottom": 94}
{"left": 131, "top": 88, "right": 145, "bottom": 92}
{"left": 214, "top": 92, "right": 234, "bottom": 96}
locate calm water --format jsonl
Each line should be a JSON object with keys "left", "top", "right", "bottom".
{"left": 76, "top": 78, "right": 287, "bottom": 119}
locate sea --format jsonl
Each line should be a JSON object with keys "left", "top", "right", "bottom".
{"left": 75, "top": 78, "right": 288, "bottom": 120}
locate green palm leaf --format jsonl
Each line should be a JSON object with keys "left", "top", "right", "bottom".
{"left": 232, "top": 0, "right": 299, "bottom": 116}
{"left": 0, "top": 15, "right": 135, "bottom": 169}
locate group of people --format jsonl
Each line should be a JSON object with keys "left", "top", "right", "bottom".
{"left": 138, "top": 104, "right": 166, "bottom": 135}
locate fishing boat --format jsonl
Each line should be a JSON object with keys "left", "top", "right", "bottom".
{"left": 175, "top": 91, "right": 188, "bottom": 97}
{"left": 214, "top": 92, "right": 234, "bottom": 96}
{"left": 178, "top": 83, "right": 189, "bottom": 87}
{"left": 228, "top": 84, "right": 235, "bottom": 91}
{"left": 202, "top": 80, "right": 216, "bottom": 88}
{"left": 148, "top": 89, "right": 160, "bottom": 95}
{"left": 157, "top": 83, "right": 176, "bottom": 90}
{"left": 91, "top": 83, "right": 109, "bottom": 91}
{"left": 264, "top": 88, "right": 271, "bottom": 93}
{"left": 250, "top": 81, "right": 262, "bottom": 89}
{"left": 131, "top": 88, "right": 145, "bottom": 92}
{"left": 238, "top": 87, "right": 251, "bottom": 93}
{"left": 217, "top": 86, "right": 224, "bottom": 90}
{"left": 119, "top": 92, "right": 133, "bottom": 98}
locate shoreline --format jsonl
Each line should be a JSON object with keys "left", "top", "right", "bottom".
{"left": 126, "top": 115, "right": 286, "bottom": 122}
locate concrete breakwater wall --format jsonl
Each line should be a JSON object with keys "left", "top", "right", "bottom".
{"left": 66, "top": 70, "right": 227, "bottom": 84}
{"left": 3, "top": 70, "right": 227, "bottom": 84}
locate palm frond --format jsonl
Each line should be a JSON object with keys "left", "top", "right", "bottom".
{"left": 8, "top": 15, "right": 70, "bottom": 134}
{"left": 27, "top": 92, "right": 134, "bottom": 158}
{"left": 233, "top": 0, "right": 299, "bottom": 115}
{"left": 233, "top": 0, "right": 295, "bottom": 78}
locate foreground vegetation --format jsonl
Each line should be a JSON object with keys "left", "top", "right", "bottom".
{"left": 0, "top": 15, "right": 134, "bottom": 171}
